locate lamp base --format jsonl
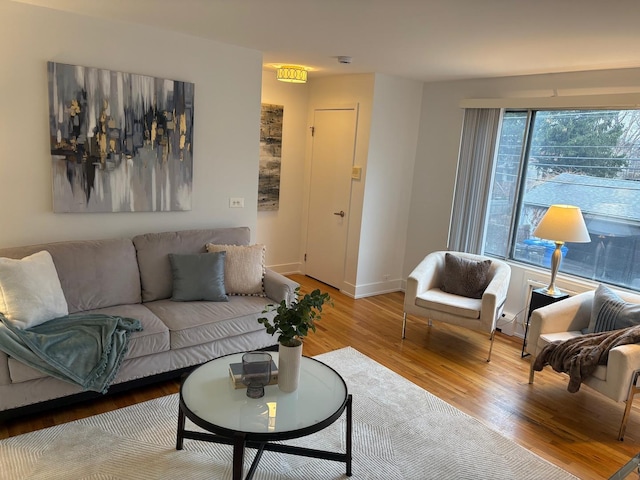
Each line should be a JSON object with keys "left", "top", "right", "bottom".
{"left": 538, "top": 286, "right": 567, "bottom": 298}
{"left": 541, "top": 241, "right": 566, "bottom": 299}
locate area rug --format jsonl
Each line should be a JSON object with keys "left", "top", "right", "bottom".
{"left": 1, "top": 347, "right": 577, "bottom": 480}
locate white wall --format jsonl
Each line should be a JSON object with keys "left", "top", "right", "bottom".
{"left": 406, "top": 66, "right": 640, "bottom": 334}
{"left": 257, "top": 71, "right": 310, "bottom": 272}
{"left": 0, "top": 0, "right": 263, "bottom": 248}
{"left": 305, "top": 74, "right": 375, "bottom": 295}
{"left": 298, "top": 73, "right": 422, "bottom": 298}
{"left": 356, "top": 74, "right": 423, "bottom": 297}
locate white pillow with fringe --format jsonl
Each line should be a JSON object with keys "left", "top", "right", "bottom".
{"left": 205, "top": 243, "right": 266, "bottom": 296}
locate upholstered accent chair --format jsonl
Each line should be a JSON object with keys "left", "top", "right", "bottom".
{"left": 403, "top": 251, "right": 511, "bottom": 362}
{"left": 527, "top": 288, "right": 640, "bottom": 440}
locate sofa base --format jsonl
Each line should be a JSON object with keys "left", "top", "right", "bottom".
{"left": 0, "top": 367, "right": 186, "bottom": 423}
{"left": 0, "top": 343, "right": 278, "bottom": 424}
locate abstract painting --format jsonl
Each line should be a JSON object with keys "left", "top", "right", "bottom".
{"left": 47, "top": 62, "right": 194, "bottom": 212}
{"left": 258, "top": 103, "right": 283, "bottom": 211}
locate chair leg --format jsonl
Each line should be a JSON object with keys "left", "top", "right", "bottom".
{"left": 402, "top": 314, "right": 434, "bottom": 339}
{"left": 528, "top": 360, "right": 536, "bottom": 384}
{"left": 486, "top": 329, "right": 496, "bottom": 362}
{"left": 402, "top": 314, "right": 433, "bottom": 339}
{"left": 402, "top": 312, "right": 407, "bottom": 339}
{"left": 619, "top": 370, "right": 640, "bottom": 441}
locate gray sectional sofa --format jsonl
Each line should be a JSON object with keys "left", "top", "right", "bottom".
{"left": 0, "top": 227, "right": 299, "bottom": 418}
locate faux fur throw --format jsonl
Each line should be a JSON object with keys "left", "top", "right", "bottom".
{"left": 533, "top": 325, "right": 640, "bottom": 393}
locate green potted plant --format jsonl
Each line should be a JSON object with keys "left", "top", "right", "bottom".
{"left": 258, "top": 287, "right": 332, "bottom": 392}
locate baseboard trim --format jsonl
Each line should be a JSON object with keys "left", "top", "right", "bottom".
{"left": 266, "top": 263, "right": 303, "bottom": 276}
{"left": 348, "top": 279, "right": 403, "bottom": 299}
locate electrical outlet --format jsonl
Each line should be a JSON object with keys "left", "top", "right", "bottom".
{"left": 229, "top": 197, "right": 244, "bottom": 208}
{"left": 383, "top": 274, "right": 390, "bottom": 281}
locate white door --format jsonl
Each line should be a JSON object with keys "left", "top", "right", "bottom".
{"left": 305, "top": 107, "right": 358, "bottom": 289}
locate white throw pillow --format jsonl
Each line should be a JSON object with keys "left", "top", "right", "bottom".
{"left": 0, "top": 250, "right": 69, "bottom": 329}
{"left": 205, "top": 243, "right": 266, "bottom": 296}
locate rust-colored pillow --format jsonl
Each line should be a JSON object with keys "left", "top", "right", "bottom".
{"left": 441, "top": 253, "right": 491, "bottom": 299}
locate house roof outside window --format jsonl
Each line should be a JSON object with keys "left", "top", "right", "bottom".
{"left": 524, "top": 173, "right": 640, "bottom": 229}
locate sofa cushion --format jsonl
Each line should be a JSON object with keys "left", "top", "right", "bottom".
{"left": 169, "top": 252, "right": 228, "bottom": 302}
{"left": 88, "top": 304, "right": 171, "bottom": 359}
{"left": 206, "top": 243, "right": 266, "bottom": 296}
{"left": 415, "top": 288, "right": 481, "bottom": 319}
{"left": 144, "top": 296, "right": 273, "bottom": 350}
{"left": 537, "top": 331, "right": 583, "bottom": 351}
{"left": 587, "top": 284, "right": 640, "bottom": 333}
{"left": 0, "top": 251, "right": 68, "bottom": 329}
{"left": 6, "top": 304, "right": 169, "bottom": 384}
{"left": 133, "top": 228, "right": 251, "bottom": 303}
{"left": 0, "top": 238, "right": 141, "bottom": 314}
{"left": 441, "top": 253, "right": 491, "bottom": 299}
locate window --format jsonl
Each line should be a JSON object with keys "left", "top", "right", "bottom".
{"left": 484, "top": 109, "right": 640, "bottom": 291}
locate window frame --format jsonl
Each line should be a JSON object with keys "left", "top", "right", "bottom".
{"left": 482, "top": 107, "right": 640, "bottom": 292}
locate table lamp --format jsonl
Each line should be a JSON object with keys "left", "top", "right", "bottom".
{"left": 533, "top": 204, "right": 590, "bottom": 297}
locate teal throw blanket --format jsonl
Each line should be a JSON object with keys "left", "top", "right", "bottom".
{"left": 0, "top": 313, "right": 142, "bottom": 394}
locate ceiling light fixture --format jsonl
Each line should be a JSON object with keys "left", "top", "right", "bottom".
{"left": 276, "top": 65, "right": 307, "bottom": 84}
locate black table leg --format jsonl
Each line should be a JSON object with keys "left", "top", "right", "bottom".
{"left": 346, "top": 394, "right": 353, "bottom": 476}
{"left": 176, "top": 405, "right": 185, "bottom": 450}
{"left": 245, "top": 442, "right": 266, "bottom": 480}
{"left": 233, "top": 432, "right": 246, "bottom": 480}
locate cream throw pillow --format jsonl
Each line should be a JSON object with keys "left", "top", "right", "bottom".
{"left": 0, "top": 250, "right": 69, "bottom": 329}
{"left": 205, "top": 243, "right": 266, "bottom": 296}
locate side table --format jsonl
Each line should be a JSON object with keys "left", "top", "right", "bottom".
{"left": 521, "top": 287, "right": 569, "bottom": 358}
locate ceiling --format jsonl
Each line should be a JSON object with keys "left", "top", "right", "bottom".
{"left": 14, "top": 0, "right": 640, "bottom": 82}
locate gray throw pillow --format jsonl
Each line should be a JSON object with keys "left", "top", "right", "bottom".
{"left": 169, "top": 252, "right": 228, "bottom": 302}
{"left": 441, "top": 253, "right": 491, "bottom": 299}
{"left": 588, "top": 284, "right": 640, "bottom": 333}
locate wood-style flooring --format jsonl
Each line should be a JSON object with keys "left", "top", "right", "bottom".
{"left": 1, "top": 274, "right": 639, "bottom": 479}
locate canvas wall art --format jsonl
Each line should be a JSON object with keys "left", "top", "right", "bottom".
{"left": 47, "top": 62, "right": 194, "bottom": 213}
{"left": 258, "top": 103, "right": 284, "bottom": 211}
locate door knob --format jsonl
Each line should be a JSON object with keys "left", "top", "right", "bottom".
{"left": 333, "top": 210, "right": 345, "bottom": 218}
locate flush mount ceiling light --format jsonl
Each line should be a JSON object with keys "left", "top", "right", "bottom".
{"left": 276, "top": 65, "right": 307, "bottom": 83}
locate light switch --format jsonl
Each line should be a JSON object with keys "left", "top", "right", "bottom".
{"left": 351, "top": 166, "right": 362, "bottom": 180}
{"left": 229, "top": 197, "right": 245, "bottom": 208}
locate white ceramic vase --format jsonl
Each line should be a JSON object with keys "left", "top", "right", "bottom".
{"left": 278, "top": 342, "right": 303, "bottom": 392}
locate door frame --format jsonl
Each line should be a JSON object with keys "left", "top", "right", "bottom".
{"left": 300, "top": 104, "right": 360, "bottom": 294}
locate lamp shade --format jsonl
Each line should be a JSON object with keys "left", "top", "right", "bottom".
{"left": 276, "top": 65, "right": 307, "bottom": 83}
{"left": 533, "top": 205, "right": 591, "bottom": 243}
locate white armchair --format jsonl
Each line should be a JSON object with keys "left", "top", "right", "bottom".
{"left": 403, "top": 251, "right": 511, "bottom": 362}
{"left": 527, "top": 289, "right": 640, "bottom": 440}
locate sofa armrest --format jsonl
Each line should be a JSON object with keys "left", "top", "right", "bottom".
{"left": 264, "top": 270, "right": 299, "bottom": 306}
{"left": 405, "top": 254, "right": 442, "bottom": 309}
{"left": 0, "top": 349, "right": 10, "bottom": 386}
{"left": 605, "top": 344, "right": 640, "bottom": 402}
{"left": 479, "top": 261, "right": 511, "bottom": 330}
{"left": 526, "top": 290, "right": 593, "bottom": 356}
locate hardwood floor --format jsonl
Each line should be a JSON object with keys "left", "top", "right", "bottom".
{"left": 1, "top": 274, "right": 639, "bottom": 479}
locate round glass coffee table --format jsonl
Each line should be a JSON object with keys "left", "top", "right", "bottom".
{"left": 176, "top": 352, "right": 352, "bottom": 480}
